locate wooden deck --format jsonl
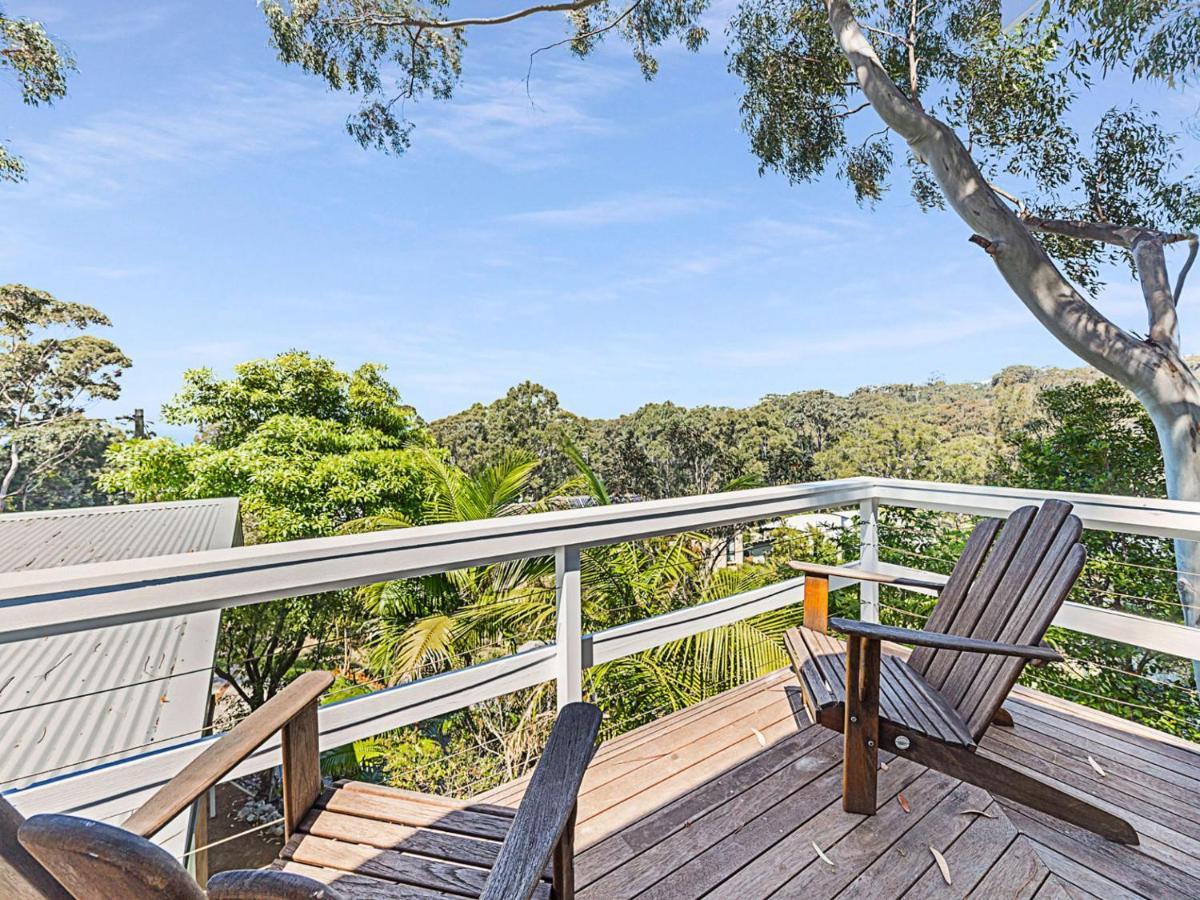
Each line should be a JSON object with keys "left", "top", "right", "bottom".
{"left": 479, "top": 668, "right": 1200, "bottom": 898}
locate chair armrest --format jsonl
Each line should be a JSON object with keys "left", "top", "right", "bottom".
{"left": 121, "top": 671, "right": 334, "bottom": 838}
{"left": 207, "top": 869, "right": 346, "bottom": 899}
{"left": 480, "top": 702, "right": 603, "bottom": 900}
{"left": 828, "top": 618, "right": 1063, "bottom": 662}
{"left": 787, "top": 561, "right": 945, "bottom": 592}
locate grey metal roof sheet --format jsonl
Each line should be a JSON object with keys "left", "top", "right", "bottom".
{"left": 0, "top": 499, "right": 240, "bottom": 807}
{"left": 0, "top": 497, "right": 241, "bottom": 572}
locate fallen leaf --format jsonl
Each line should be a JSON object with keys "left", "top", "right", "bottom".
{"left": 959, "top": 808, "right": 998, "bottom": 819}
{"left": 897, "top": 793, "right": 911, "bottom": 813}
{"left": 812, "top": 841, "right": 835, "bottom": 867}
{"left": 930, "top": 846, "right": 952, "bottom": 885}
{"left": 752, "top": 728, "right": 766, "bottom": 747}
{"left": 1087, "top": 755, "right": 1106, "bottom": 777}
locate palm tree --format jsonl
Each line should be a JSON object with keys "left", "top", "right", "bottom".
{"left": 349, "top": 442, "right": 808, "bottom": 735}
{"left": 345, "top": 448, "right": 558, "bottom": 682}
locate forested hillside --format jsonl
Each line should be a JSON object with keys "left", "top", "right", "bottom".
{"left": 431, "top": 362, "right": 1121, "bottom": 498}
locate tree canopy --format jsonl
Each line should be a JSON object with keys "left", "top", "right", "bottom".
{"left": 0, "top": 284, "right": 129, "bottom": 511}
{"left": 105, "top": 351, "right": 434, "bottom": 539}
{"left": 1, "top": 7, "right": 72, "bottom": 182}
{"left": 100, "top": 352, "right": 437, "bottom": 708}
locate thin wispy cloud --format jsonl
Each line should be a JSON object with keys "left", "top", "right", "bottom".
{"left": 718, "top": 309, "right": 1034, "bottom": 368}
{"left": 415, "top": 61, "right": 627, "bottom": 170}
{"left": 505, "top": 189, "right": 721, "bottom": 226}
{"left": 16, "top": 76, "right": 348, "bottom": 206}
{"left": 76, "top": 6, "right": 170, "bottom": 43}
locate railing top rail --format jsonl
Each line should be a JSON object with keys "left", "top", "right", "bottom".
{"left": 872, "top": 479, "right": 1200, "bottom": 539}
{"left": 3, "top": 476, "right": 1200, "bottom": 645}
{"left": 0, "top": 479, "right": 874, "bottom": 644}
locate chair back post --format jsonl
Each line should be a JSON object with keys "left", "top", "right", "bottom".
{"left": 551, "top": 805, "right": 577, "bottom": 899}
{"left": 0, "top": 796, "right": 70, "bottom": 900}
{"left": 803, "top": 572, "right": 829, "bottom": 634}
{"left": 280, "top": 696, "right": 323, "bottom": 839}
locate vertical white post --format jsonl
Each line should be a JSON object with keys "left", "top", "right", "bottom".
{"left": 859, "top": 498, "right": 880, "bottom": 624}
{"left": 555, "top": 545, "right": 583, "bottom": 709}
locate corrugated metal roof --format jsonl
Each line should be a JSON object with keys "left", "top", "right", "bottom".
{"left": 0, "top": 497, "right": 241, "bottom": 572}
{"left": 0, "top": 499, "right": 240, "bottom": 806}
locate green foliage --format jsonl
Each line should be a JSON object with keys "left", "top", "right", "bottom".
{"left": 431, "top": 382, "right": 583, "bottom": 498}
{"left": 726, "top": 1, "right": 1200, "bottom": 293}
{"left": 100, "top": 352, "right": 434, "bottom": 708}
{"left": 1, "top": 284, "right": 129, "bottom": 511}
{"left": 1, "top": 9, "right": 73, "bottom": 182}
{"left": 262, "top": 0, "right": 708, "bottom": 153}
{"left": 813, "top": 411, "right": 991, "bottom": 482}
{"left": 1004, "top": 379, "right": 1163, "bottom": 497}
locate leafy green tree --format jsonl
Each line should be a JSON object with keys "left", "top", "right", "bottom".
{"left": 355, "top": 448, "right": 559, "bottom": 682}
{"left": 431, "top": 382, "right": 583, "bottom": 497}
{"left": 814, "top": 411, "right": 990, "bottom": 483}
{"left": 586, "top": 402, "right": 769, "bottom": 498}
{"left": 1, "top": 7, "right": 73, "bottom": 182}
{"left": 100, "top": 352, "right": 435, "bottom": 708}
{"left": 1, "top": 284, "right": 129, "bottom": 511}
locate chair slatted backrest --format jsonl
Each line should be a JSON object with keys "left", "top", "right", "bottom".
{"left": 907, "top": 500, "right": 1085, "bottom": 740}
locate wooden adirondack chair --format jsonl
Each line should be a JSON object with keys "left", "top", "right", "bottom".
{"left": 6, "top": 670, "right": 603, "bottom": 899}
{"left": 785, "top": 499, "right": 1140, "bottom": 845}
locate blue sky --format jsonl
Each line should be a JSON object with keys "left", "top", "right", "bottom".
{"left": 4, "top": 2, "right": 1197, "bottom": 436}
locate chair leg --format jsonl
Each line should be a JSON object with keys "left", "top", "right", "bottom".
{"left": 843, "top": 635, "right": 880, "bottom": 815}
{"left": 552, "top": 805, "right": 577, "bottom": 899}
{"left": 882, "top": 726, "right": 1139, "bottom": 845}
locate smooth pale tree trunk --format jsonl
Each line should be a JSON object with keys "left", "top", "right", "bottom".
{"left": 1139, "top": 371, "right": 1200, "bottom": 686}
{"left": 823, "top": 0, "right": 1200, "bottom": 689}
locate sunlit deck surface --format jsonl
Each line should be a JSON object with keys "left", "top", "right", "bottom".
{"left": 479, "top": 668, "right": 1200, "bottom": 899}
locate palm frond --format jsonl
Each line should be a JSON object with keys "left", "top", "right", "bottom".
{"left": 338, "top": 511, "right": 414, "bottom": 533}
{"left": 372, "top": 613, "right": 456, "bottom": 681}
{"left": 561, "top": 438, "right": 610, "bottom": 505}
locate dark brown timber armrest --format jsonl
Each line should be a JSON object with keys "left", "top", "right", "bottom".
{"left": 787, "top": 561, "right": 945, "bottom": 592}
{"left": 207, "top": 869, "right": 347, "bottom": 899}
{"left": 121, "top": 671, "right": 334, "bottom": 839}
{"left": 480, "top": 702, "right": 602, "bottom": 900}
{"left": 828, "top": 618, "right": 1063, "bottom": 662}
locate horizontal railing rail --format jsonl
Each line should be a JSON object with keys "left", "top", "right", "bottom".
{"left": 4, "top": 477, "right": 1199, "bottom": 837}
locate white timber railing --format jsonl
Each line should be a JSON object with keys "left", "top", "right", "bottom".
{"left": 2, "top": 476, "right": 1198, "bottom": 836}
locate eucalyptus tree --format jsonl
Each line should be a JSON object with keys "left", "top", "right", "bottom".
{"left": 1, "top": 7, "right": 73, "bottom": 181}
{"left": 263, "top": 2, "right": 1200, "bottom": 670}
{"left": 1, "top": 285, "right": 129, "bottom": 511}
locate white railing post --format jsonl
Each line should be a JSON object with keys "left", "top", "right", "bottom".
{"left": 859, "top": 498, "right": 880, "bottom": 623}
{"left": 555, "top": 545, "right": 583, "bottom": 708}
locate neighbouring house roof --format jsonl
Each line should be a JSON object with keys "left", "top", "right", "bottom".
{"left": 0, "top": 498, "right": 240, "bottom": 804}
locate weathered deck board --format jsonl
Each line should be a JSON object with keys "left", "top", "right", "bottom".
{"left": 477, "top": 668, "right": 1200, "bottom": 899}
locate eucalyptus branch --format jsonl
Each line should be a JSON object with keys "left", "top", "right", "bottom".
{"left": 823, "top": 0, "right": 1153, "bottom": 383}
{"left": 1175, "top": 235, "right": 1198, "bottom": 306}
{"left": 836, "top": 101, "right": 871, "bottom": 118}
{"left": 860, "top": 23, "right": 907, "bottom": 44}
{"left": 339, "top": 0, "right": 609, "bottom": 31}
{"left": 907, "top": 0, "right": 919, "bottom": 102}
{"left": 526, "top": 0, "right": 644, "bottom": 98}
{"left": 988, "top": 182, "right": 1026, "bottom": 216}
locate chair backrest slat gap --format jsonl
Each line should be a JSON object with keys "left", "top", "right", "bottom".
{"left": 920, "top": 505, "right": 1038, "bottom": 691}
{"left": 937, "top": 501, "right": 1073, "bottom": 708}
{"left": 908, "top": 517, "right": 1001, "bottom": 676}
